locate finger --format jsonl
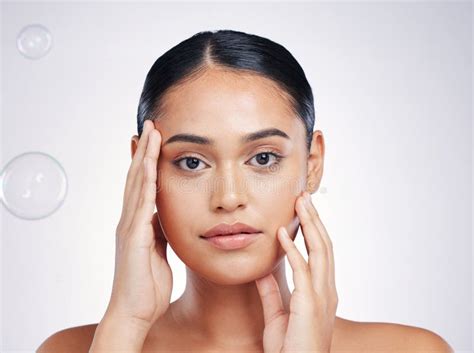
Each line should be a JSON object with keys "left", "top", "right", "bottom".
{"left": 152, "top": 212, "right": 168, "bottom": 261}
{"left": 119, "top": 120, "right": 153, "bottom": 230}
{"left": 131, "top": 129, "right": 162, "bottom": 229}
{"left": 124, "top": 120, "right": 162, "bottom": 231}
{"left": 124, "top": 119, "right": 152, "bottom": 205}
{"left": 296, "top": 194, "right": 328, "bottom": 295}
{"left": 255, "top": 273, "right": 287, "bottom": 353}
{"left": 277, "top": 226, "right": 313, "bottom": 295}
{"left": 296, "top": 195, "right": 323, "bottom": 256}
{"left": 304, "top": 192, "right": 336, "bottom": 292}
{"left": 304, "top": 192, "right": 333, "bottom": 253}
{"left": 255, "top": 273, "right": 285, "bottom": 325}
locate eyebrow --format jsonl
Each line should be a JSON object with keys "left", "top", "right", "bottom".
{"left": 163, "top": 128, "right": 290, "bottom": 146}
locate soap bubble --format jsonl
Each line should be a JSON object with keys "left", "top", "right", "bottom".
{"left": 16, "top": 24, "right": 53, "bottom": 60}
{"left": 0, "top": 152, "right": 68, "bottom": 220}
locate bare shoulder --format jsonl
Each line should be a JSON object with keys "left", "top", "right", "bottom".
{"left": 36, "top": 323, "right": 98, "bottom": 353}
{"left": 35, "top": 317, "right": 454, "bottom": 353}
{"left": 333, "top": 316, "right": 454, "bottom": 352}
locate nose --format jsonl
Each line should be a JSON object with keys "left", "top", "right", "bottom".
{"left": 210, "top": 165, "right": 248, "bottom": 213}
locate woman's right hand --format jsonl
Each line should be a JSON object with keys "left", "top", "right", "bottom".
{"left": 104, "top": 119, "right": 172, "bottom": 330}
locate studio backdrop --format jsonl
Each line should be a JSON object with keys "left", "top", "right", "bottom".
{"left": 1, "top": 1, "right": 472, "bottom": 352}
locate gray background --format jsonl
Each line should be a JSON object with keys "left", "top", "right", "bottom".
{"left": 1, "top": 1, "right": 472, "bottom": 352}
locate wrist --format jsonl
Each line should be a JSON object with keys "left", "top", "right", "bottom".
{"left": 89, "top": 313, "right": 151, "bottom": 353}
{"left": 102, "top": 311, "right": 153, "bottom": 333}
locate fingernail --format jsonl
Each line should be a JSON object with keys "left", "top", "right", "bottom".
{"left": 146, "top": 119, "right": 153, "bottom": 130}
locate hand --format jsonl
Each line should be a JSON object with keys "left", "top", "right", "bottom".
{"left": 255, "top": 191, "right": 338, "bottom": 353}
{"left": 105, "top": 119, "right": 172, "bottom": 330}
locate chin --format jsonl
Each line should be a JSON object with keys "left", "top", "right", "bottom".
{"left": 186, "top": 255, "right": 284, "bottom": 286}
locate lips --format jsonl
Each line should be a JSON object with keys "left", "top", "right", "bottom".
{"left": 201, "top": 222, "right": 261, "bottom": 238}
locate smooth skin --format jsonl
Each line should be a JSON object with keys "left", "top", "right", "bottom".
{"left": 104, "top": 116, "right": 337, "bottom": 352}
{"left": 87, "top": 120, "right": 171, "bottom": 352}
{"left": 102, "top": 113, "right": 337, "bottom": 351}
{"left": 37, "top": 68, "right": 454, "bottom": 353}
{"left": 108, "top": 120, "right": 171, "bottom": 327}
{"left": 256, "top": 193, "right": 338, "bottom": 352}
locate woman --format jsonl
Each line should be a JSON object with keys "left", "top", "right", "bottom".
{"left": 38, "top": 29, "right": 453, "bottom": 353}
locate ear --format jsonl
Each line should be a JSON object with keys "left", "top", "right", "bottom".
{"left": 131, "top": 135, "right": 139, "bottom": 160}
{"left": 306, "top": 130, "right": 325, "bottom": 194}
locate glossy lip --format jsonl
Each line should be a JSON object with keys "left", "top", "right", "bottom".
{"left": 201, "top": 222, "right": 261, "bottom": 238}
{"left": 202, "top": 232, "right": 263, "bottom": 250}
{"left": 200, "top": 222, "right": 263, "bottom": 250}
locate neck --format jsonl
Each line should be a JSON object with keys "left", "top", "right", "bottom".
{"left": 168, "top": 259, "right": 291, "bottom": 348}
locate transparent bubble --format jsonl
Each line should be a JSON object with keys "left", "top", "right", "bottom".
{"left": 16, "top": 24, "right": 53, "bottom": 60}
{"left": 0, "top": 152, "right": 68, "bottom": 220}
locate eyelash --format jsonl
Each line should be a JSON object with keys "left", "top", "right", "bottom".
{"left": 172, "top": 150, "right": 284, "bottom": 173}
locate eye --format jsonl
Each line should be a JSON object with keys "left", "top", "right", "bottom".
{"left": 173, "top": 156, "right": 207, "bottom": 172}
{"left": 248, "top": 151, "right": 283, "bottom": 168}
{"left": 173, "top": 150, "right": 284, "bottom": 173}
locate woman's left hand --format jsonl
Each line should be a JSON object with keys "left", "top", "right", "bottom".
{"left": 255, "top": 191, "right": 338, "bottom": 353}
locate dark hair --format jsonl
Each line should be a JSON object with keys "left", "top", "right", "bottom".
{"left": 136, "top": 29, "right": 315, "bottom": 151}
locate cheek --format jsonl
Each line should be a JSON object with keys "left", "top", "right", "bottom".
{"left": 257, "top": 164, "right": 304, "bottom": 208}
{"left": 155, "top": 166, "right": 181, "bottom": 241}
{"left": 155, "top": 178, "right": 205, "bottom": 246}
{"left": 260, "top": 191, "right": 298, "bottom": 232}
{"left": 256, "top": 168, "right": 303, "bottom": 241}
{"left": 152, "top": 171, "right": 301, "bottom": 284}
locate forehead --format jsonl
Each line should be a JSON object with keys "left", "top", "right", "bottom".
{"left": 155, "top": 68, "right": 303, "bottom": 140}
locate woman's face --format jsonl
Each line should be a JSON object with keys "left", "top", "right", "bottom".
{"left": 153, "top": 68, "right": 314, "bottom": 285}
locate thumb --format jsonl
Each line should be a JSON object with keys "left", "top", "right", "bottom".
{"left": 255, "top": 273, "right": 286, "bottom": 325}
